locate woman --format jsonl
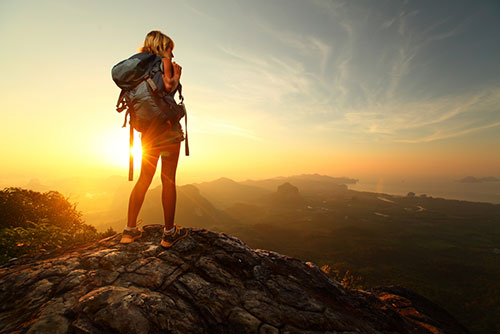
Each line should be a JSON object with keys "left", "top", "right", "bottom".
{"left": 120, "top": 30, "right": 189, "bottom": 248}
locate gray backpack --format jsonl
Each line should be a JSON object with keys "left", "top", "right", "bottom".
{"left": 112, "top": 52, "right": 189, "bottom": 180}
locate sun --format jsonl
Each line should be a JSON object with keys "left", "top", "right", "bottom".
{"left": 130, "top": 137, "right": 143, "bottom": 170}
{"left": 98, "top": 129, "right": 144, "bottom": 171}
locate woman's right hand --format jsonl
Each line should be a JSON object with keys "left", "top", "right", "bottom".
{"left": 173, "top": 61, "right": 182, "bottom": 80}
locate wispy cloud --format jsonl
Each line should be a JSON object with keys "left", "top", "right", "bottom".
{"left": 421, "top": 15, "right": 465, "bottom": 44}
{"left": 188, "top": 1, "right": 499, "bottom": 147}
{"left": 396, "top": 10, "right": 420, "bottom": 36}
{"left": 310, "top": 37, "right": 331, "bottom": 76}
{"left": 182, "top": 3, "right": 219, "bottom": 24}
{"left": 254, "top": 20, "right": 333, "bottom": 77}
{"left": 192, "top": 118, "right": 262, "bottom": 141}
{"left": 318, "top": 88, "right": 500, "bottom": 143}
{"left": 396, "top": 121, "right": 500, "bottom": 143}
{"left": 386, "top": 46, "right": 416, "bottom": 100}
{"left": 375, "top": 6, "right": 465, "bottom": 101}
{"left": 216, "top": 44, "right": 314, "bottom": 111}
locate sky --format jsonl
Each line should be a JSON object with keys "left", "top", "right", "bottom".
{"left": 1, "top": 0, "right": 499, "bottom": 188}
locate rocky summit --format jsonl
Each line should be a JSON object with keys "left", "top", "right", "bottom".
{"left": 0, "top": 225, "right": 469, "bottom": 334}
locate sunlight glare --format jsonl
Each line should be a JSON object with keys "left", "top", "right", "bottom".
{"left": 131, "top": 135, "right": 143, "bottom": 170}
{"left": 98, "top": 130, "right": 143, "bottom": 171}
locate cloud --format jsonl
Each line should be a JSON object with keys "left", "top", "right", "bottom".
{"left": 420, "top": 15, "right": 466, "bottom": 44}
{"left": 386, "top": 46, "right": 416, "bottom": 99}
{"left": 382, "top": 17, "right": 396, "bottom": 29}
{"left": 309, "top": 37, "right": 332, "bottom": 75}
{"left": 397, "top": 10, "right": 420, "bottom": 36}
{"left": 182, "top": 3, "right": 219, "bottom": 24}
{"left": 192, "top": 119, "right": 262, "bottom": 141}
{"left": 188, "top": 2, "right": 499, "bottom": 147}
{"left": 254, "top": 20, "right": 333, "bottom": 76}
{"left": 251, "top": 7, "right": 355, "bottom": 108}
{"left": 397, "top": 121, "right": 500, "bottom": 143}
{"left": 216, "top": 44, "right": 314, "bottom": 109}
{"left": 318, "top": 88, "right": 500, "bottom": 143}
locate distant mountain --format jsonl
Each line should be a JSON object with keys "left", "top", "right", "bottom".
{"left": 458, "top": 176, "right": 500, "bottom": 183}
{"left": 287, "top": 174, "right": 358, "bottom": 184}
{"left": 142, "top": 184, "right": 235, "bottom": 231}
{"left": 269, "top": 182, "right": 306, "bottom": 209}
{"left": 224, "top": 182, "right": 307, "bottom": 225}
{"left": 241, "top": 173, "right": 352, "bottom": 196}
{"left": 191, "top": 177, "right": 272, "bottom": 209}
{"left": 95, "top": 184, "right": 236, "bottom": 233}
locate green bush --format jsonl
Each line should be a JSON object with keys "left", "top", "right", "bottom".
{"left": 0, "top": 187, "right": 116, "bottom": 264}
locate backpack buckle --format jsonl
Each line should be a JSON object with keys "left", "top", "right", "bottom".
{"left": 116, "top": 90, "right": 128, "bottom": 113}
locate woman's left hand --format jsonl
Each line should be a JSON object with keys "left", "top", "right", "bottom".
{"left": 173, "top": 61, "right": 182, "bottom": 80}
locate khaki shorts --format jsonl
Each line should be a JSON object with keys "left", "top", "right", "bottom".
{"left": 140, "top": 121, "right": 184, "bottom": 156}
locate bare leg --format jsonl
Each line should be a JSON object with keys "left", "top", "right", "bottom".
{"left": 127, "top": 149, "right": 160, "bottom": 228}
{"left": 160, "top": 142, "right": 181, "bottom": 230}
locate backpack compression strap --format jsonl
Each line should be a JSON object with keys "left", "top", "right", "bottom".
{"left": 177, "top": 84, "right": 189, "bottom": 156}
{"left": 184, "top": 107, "right": 189, "bottom": 156}
{"left": 129, "top": 119, "right": 134, "bottom": 181}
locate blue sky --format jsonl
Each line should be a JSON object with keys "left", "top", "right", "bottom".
{"left": 0, "top": 0, "right": 499, "bottom": 185}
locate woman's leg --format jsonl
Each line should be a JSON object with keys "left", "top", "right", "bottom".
{"left": 160, "top": 142, "right": 181, "bottom": 230}
{"left": 127, "top": 149, "right": 161, "bottom": 228}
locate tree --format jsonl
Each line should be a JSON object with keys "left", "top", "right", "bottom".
{"left": 0, "top": 188, "right": 83, "bottom": 228}
{"left": 0, "top": 187, "right": 114, "bottom": 264}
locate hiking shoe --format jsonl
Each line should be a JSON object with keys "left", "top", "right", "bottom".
{"left": 160, "top": 225, "right": 189, "bottom": 248}
{"left": 120, "top": 228, "right": 142, "bottom": 244}
{"left": 120, "top": 220, "right": 144, "bottom": 244}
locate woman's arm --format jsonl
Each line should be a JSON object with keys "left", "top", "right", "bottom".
{"left": 162, "top": 57, "right": 182, "bottom": 93}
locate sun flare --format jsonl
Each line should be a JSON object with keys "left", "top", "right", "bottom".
{"left": 99, "top": 130, "right": 143, "bottom": 171}
{"left": 131, "top": 138, "right": 143, "bottom": 169}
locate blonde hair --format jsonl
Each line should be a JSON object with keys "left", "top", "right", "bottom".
{"left": 140, "top": 30, "right": 174, "bottom": 56}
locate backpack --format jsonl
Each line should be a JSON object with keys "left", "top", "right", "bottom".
{"left": 111, "top": 52, "right": 189, "bottom": 180}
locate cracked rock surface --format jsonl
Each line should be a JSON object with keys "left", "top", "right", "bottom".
{"left": 0, "top": 225, "right": 469, "bottom": 334}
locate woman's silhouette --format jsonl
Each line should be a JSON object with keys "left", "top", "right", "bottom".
{"left": 120, "top": 30, "right": 189, "bottom": 247}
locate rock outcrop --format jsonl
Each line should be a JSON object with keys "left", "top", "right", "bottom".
{"left": 0, "top": 225, "right": 469, "bottom": 334}
{"left": 271, "top": 183, "right": 306, "bottom": 209}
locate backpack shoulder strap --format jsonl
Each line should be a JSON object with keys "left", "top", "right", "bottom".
{"left": 116, "top": 90, "right": 127, "bottom": 113}
{"left": 158, "top": 57, "right": 183, "bottom": 99}
{"left": 177, "top": 83, "right": 184, "bottom": 102}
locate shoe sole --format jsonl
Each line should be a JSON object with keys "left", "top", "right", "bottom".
{"left": 160, "top": 230, "right": 189, "bottom": 248}
{"left": 120, "top": 234, "right": 142, "bottom": 244}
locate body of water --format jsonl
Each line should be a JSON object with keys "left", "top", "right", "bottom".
{"left": 349, "top": 178, "right": 500, "bottom": 204}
